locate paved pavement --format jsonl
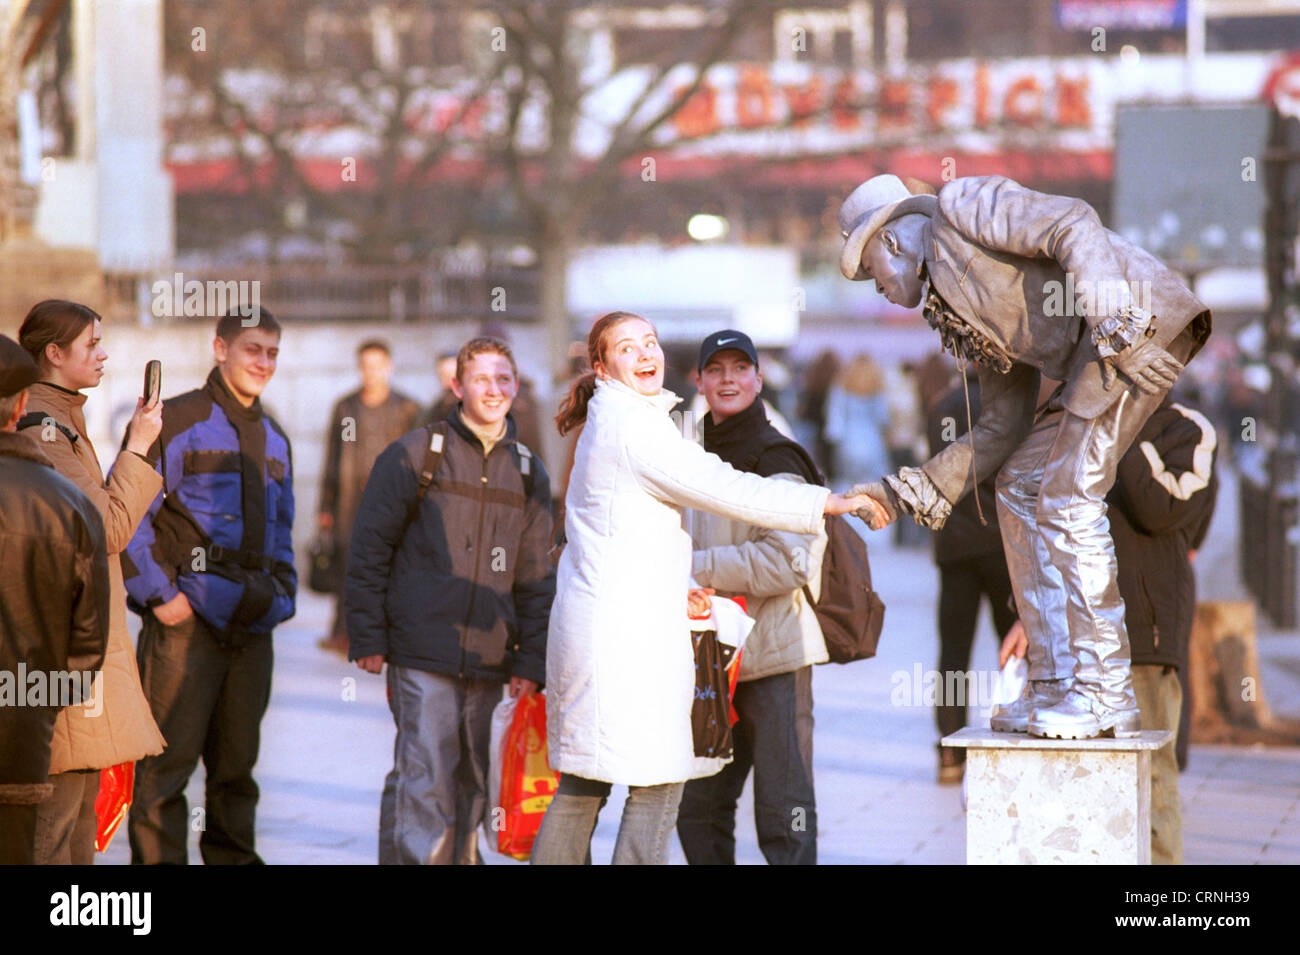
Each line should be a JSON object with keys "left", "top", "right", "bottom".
{"left": 100, "top": 463, "right": 1300, "bottom": 865}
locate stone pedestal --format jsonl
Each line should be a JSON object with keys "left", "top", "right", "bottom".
{"left": 942, "top": 727, "right": 1173, "bottom": 865}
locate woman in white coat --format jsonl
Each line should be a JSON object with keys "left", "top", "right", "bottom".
{"left": 531, "top": 312, "right": 879, "bottom": 865}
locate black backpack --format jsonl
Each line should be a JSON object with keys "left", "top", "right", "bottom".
{"left": 741, "top": 435, "right": 886, "bottom": 664}
{"left": 807, "top": 512, "right": 886, "bottom": 663}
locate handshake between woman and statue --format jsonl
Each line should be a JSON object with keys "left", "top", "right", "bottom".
{"left": 835, "top": 171, "right": 1212, "bottom": 740}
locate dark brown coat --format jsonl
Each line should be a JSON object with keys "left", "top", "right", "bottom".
{"left": 0, "top": 431, "right": 110, "bottom": 801}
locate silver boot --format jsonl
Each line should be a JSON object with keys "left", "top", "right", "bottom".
{"left": 990, "top": 678, "right": 1070, "bottom": 733}
{"left": 1027, "top": 687, "right": 1141, "bottom": 740}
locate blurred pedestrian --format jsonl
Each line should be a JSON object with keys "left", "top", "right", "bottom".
{"left": 421, "top": 351, "right": 459, "bottom": 427}
{"left": 794, "top": 350, "right": 840, "bottom": 480}
{"left": 0, "top": 335, "right": 110, "bottom": 865}
{"left": 885, "top": 361, "right": 929, "bottom": 548}
{"left": 677, "top": 330, "right": 828, "bottom": 864}
{"left": 16, "top": 301, "right": 167, "bottom": 864}
{"left": 317, "top": 340, "right": 420, "bottom": 655}
{"left": 124, "top": 309, "right": 296, "bottom": 865}
{"left": 824, "top": 353, "right": 891, "bottom": 491}
{"left": 533, "top": 312, "right": 875, "bottom": 865}
{"left": 924, "top": 369, "right": 1017, "bottom": 784}
{"left": 345, "top": 337, "right": 554, "bottom": 865}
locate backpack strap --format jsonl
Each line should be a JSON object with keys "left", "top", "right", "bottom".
{"left": 512, "top": 440, "right": 535, "bottom": 499}
{"left": 405, "top": 423, "right": 534, "bottom": 531}
{"left": 407, "top": 422, "right": 448, "bottom": 526}
{"left": 16, "top": 412, "right": 79, "bottom": 446}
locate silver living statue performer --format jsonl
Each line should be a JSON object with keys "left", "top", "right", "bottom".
{"left": 838, "top": 174, "right": 1211, "bottom": 740}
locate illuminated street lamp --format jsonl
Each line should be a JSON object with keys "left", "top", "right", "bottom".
{"left": 687, "top": 213, "right": 729, "bottom": 242}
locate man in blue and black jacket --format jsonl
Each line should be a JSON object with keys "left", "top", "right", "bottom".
{"left": 124, "top": 308, "right": 295, "bottom": 865}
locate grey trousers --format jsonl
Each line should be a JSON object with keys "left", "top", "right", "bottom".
{"left": 34, "top": 769, "right": 99, "bottom": 865}
{"left": 378, "top": 665, "right": 500, "bottom": 865}
{"left": 1133, "top": 664, "right": 1183, "bottom": 865}
{"left": 994, "top": 333, "right": 1194, "bottom": 711}
{"left": 676, "top": 667, "right": 817, "bottom": 865}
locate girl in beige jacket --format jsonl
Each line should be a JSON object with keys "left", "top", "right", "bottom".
{"left": 19, "top": 300, "right": 167, "bottom": 864}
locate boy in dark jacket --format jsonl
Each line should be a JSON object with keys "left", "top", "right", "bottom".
{"left": 124, "top": 309, "right": 296, "bottom": 864}
{"left": 346, "top": 337, "right": 554, "bottom": 865}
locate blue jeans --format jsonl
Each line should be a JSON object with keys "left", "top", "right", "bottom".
{"left": 531, "top": 774, "right": 684, "bottom": 865}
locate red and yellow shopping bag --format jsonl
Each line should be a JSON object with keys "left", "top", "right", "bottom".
{"left": 497, "top": 692, "right": 559, "bottom": 861}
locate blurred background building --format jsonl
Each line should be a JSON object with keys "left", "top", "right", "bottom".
{"left": 0, "top": 0, "right": 1297, "bottom": 614}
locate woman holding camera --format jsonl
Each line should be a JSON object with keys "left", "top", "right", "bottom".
{"left": 19, "top": 300, "right": 167, "bottom": 865}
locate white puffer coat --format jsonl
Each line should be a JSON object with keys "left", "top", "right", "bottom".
{"left": 546, "top": 378, "right": 829, "bottom": 786}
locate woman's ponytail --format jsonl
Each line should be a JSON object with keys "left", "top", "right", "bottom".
{"left": 556, "top": 371, "right": 598, "bottom": 437}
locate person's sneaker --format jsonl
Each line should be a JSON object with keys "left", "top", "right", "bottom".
{"left": 938, "top": 747, "right": 964, "bottom": 785}
{"left": 1027, "top": 689, "right": 1141, "bottom": 740}
{"left": 989, "top": 678, "right": 1069, "bottom": 733}
{"left": 316, "top": 634, "right": 350, "bottom": 657}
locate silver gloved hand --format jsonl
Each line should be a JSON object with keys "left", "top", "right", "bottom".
{"left": 849, "top": 481, "right": 899, "bottom": 530}
{"left": 1102, "top": 338, "right": 1183, "bottom": 395}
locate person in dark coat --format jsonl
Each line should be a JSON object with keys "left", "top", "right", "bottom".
{"left": 0, "top": 335, "right": 110, "bottom": 864}
{"left": 419, "top": 352, "right": 460, "bottom": 429}
{"left": 1108, "top": 397, "right": 1218, "bottom": 864}
{"left": 926, "top": 372, "right": 1017, "bottom": 784}
{"left": 317, "top": 340, "right": 420, "bottom": 653}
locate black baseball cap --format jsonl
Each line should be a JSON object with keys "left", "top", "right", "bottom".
{"left": 698, "top": 329, "right": 759, "bottom": 371}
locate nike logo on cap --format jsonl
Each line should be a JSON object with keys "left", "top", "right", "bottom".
{"left": 715, "top": 337, "right": 738, "bottom": 345}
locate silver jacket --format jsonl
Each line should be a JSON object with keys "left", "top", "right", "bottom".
{"left": 916, "top": 175, "right": 1211, "bottom": 508}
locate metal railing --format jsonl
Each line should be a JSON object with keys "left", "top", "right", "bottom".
{"left": 103, "top": 261, "right": 540, "bottom": 325}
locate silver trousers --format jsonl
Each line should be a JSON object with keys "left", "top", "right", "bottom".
{"left": 993, "top": 333, "right": 1194, "bottom": 711}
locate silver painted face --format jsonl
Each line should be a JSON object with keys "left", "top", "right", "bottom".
{"left": 860, "top": 230, "right": 924, "bottom": 308}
